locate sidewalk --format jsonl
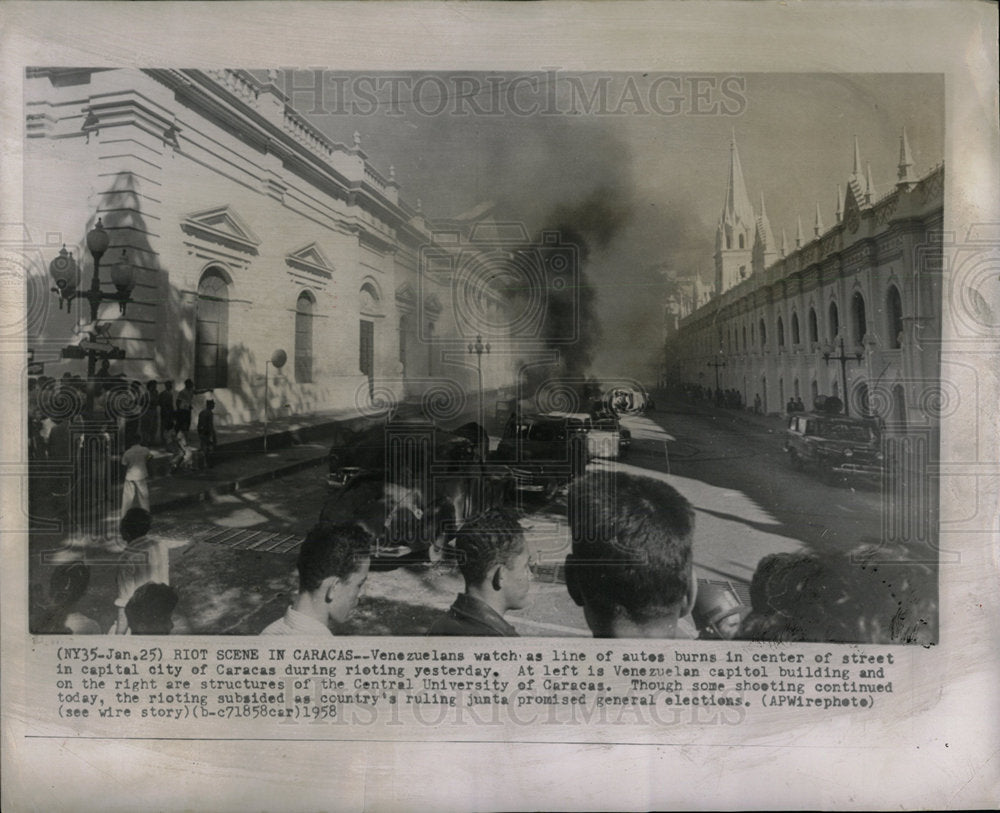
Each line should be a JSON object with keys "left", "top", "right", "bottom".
{"left": 147, "top": 406, "right": 376, "bottom": 512}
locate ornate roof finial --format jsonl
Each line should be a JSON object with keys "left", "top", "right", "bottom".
{"left": 389, "top": 164, "right": 396, "bottom": 181}
{"left": 852, "top": 135, "right": 862, "bottom": 178}
{"left": 796, "top": 215, "right": 804, "bottom": 248}
{"left": 781, "top": 228, "right": 788, "bottom": 257}
{"left": 267, "top": 69, "right": 279, "bottom": 85}
{"left": 897, "top": 126, "right": 916, "bottom": 190}
{"left": 814, "top": 202, "right": 824, "bottom": 237}
{"left": 864, "top": 161, "right": 877, "bottom": 205}
{"left": 353, "top": 130, "right": 361, "bottom": 148}
{"left": 835, "top": 185, "right": 843, "bottom": 223}
{"left": 416, "top": 198, "right": 422, "bottom": 213}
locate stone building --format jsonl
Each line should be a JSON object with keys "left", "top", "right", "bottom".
{"left": 666, "top": 131, "right": 943, "bottom": 431}
{"left": 23, "top": 68, "right": 519, "bottom": 426}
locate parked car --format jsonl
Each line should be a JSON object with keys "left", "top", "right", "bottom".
{"left": 327, "top": 415, "right": 485, "bottom": 488}
{"left": 548, "top": 410, "right": 629, "bottom": 460}
{"left": 783, "top": 412, "right": 883, "bottom": 483}
{"left": 493, "top": 413, "right": 588, "bottom": 496}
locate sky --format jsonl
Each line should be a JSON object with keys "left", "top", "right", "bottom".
{"left": 279, "top": 71, "right": 945, "bottom": 381}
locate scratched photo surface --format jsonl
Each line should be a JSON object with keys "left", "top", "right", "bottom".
{"left": 19, "top": 69, "right": 945, "bottom": 642}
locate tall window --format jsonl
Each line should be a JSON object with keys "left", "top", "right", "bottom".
{"left": 791, "top": 311, "right": 800, "bottom": 344}
{"left": 777, "top": 316, "right": 785, "bottom": 348}
{"left": 851, "top": 291, "right": 867, "bottom": 344}
{"left": 887, "top": 285, "right": 904, "bottom": 349}
{"left": 828, "top": 301, "right": 840, "bottom": 341}
{"left": 759, "top": 318, "right": 767, "bottom": 347}
{"left": 195, "top": 268, "right": 229, "bottom": 389}
{"left": 808, "top": 307, "right": 818, "bottom": 344}
{"left": 294, "top": 291, "right": 315, "bottom": 383}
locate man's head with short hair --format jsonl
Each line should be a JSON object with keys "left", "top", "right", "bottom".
{"left": 295, "top": 523, "right": 373, "bottom": 626}
{"left": 125, "top": 582, "right": 178, "bottom": 634}
{"left": 453, "top": 508, "right": 532, "bottom": 612}
{"left": 120, "top": 507, "right": 152, "bottom": 543}
{"left": 566, "top": 471, "right": 696, "bottom": 638}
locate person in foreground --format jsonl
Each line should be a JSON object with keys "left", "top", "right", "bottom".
{"left": 565, "top": 471, "right": 697, "bottom": 638}
{"left": 261, "top": 523, "right": 372, "bottom": 636}
{"left": 427, "top": 507, "right": 532, "bottom": 636}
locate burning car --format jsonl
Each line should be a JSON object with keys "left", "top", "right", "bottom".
{"left": 493, "top": 413, "right": 588, "bottom": 496}
{"left": 783, "top": 413, "right": 883, "bottom": 483}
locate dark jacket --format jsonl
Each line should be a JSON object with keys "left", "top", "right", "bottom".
{"left": 426, "top": 593, "right": 519, "bottom": 636}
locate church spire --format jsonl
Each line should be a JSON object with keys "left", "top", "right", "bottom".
{"left": 852, "top": 135, "right": 862, "bottom": 178}
{"left": 897, "top": 126, "right": 916, "bottom": 190}
{"left": 796, "top": 215, "right": 804, "bottom": 248}
{"left": 835, "top": 185, "right": 843, "bottom": 223}
{"left": 720, "top": 132, "right": 755, "bottom": 229}
{"left": 814, "top": 202, "right": 824, "bottom": 237}
{"left": 757, "top": 191, "right": 776, "bottom": 249}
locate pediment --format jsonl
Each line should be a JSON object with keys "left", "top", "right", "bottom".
{"left": 423, "top": 293, "right": 443, "bottom": 315}
{"left": 395, "top": 282, "right": 417, "bottom": 307}
{"left": 286, "top": 242, "right": 335, "bottom": 279}
{"left": 181, "top": 206, "right": 260, "bottom": 254}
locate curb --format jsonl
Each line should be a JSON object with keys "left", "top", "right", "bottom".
{"left": 151, "top": 451, "right": 327, "bottom": 513}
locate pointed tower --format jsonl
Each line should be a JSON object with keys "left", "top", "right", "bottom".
{"left": 714, "top": 132, "right": 756, "bottom": 295}
{"left": 835, "top": 185, "right": 843, "bottom": 223}
{"left": 897, "top": 126, "right": 916, "bottom": 191}
{"left": 814, "top": 202, "right": 824, "bottom": 237}
{"left": 796, "top": 215, "right": 804, "bottom": 249}
{"left": 865, "top": 162, "right": 877, "bottom": 205}
{"left": 752, "top": 191, "right": 778, "bottom": 274}
{"left": 781, "top": 228, "right": 788, "bottom": 258}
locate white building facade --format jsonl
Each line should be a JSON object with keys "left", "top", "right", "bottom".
{"left": 23, "top": 68, "right": 519, "bottom": 426}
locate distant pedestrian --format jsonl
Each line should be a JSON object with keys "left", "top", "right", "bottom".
{"left": 794, "top": 396, "right": 805, "bottom": 412}
{"left": 157, "top": 380, "right": 176, "bottom": 446}
{"left": 120, "top": 435, "right": 152, "bottom": 514}
{"left": 197, "top": 399, "right": 217, "bottom": 467}
{"left": 754, "top": 393, "right": 762, "bottom": 414}
{"left": 174, "top": 379, "right": 195, "bottom": 437}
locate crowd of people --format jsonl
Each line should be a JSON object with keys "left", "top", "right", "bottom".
{"left": 31, "top": 465, "right": 935, "bottom": 642}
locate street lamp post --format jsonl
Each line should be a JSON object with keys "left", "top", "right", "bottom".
{"left": 707, "top": 351, "right": 726, "bottom": 405}
{"left": 468, "top": 334, "right": 490, "bottom": 439}
{"left": 48, "top": 218, "right": 136, "bottom": 378}
{"left": 822, "top": 336, "right": 864, "bottom": 416}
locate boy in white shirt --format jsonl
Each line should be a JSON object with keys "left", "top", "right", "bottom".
{"left": 120, "top": 435, "right": 152, "bottom": 513}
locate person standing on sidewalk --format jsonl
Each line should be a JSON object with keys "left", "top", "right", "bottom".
{"left": 157, "top": 380, "right": 176, "bottom": 446}
{"left": 197, "top": 398, "right": 217, "bottom": 468}
{"left": 174, "top": 379, "right": 195, "bottom": 439}
{"left": 120, "top": 434, "right": 152, "bottom": 514}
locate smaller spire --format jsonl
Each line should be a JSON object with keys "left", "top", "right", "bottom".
{"left": 835, "top": 185, "right": 843, "bottom": 223}
{"left": 814, "top": 202, "right": 824, "bottom": 237}
{"left": 864, "top": 162, "right": 877, "bottom": 205}
{"left": 416, "top": 198, "right": 422, "bottom": 213}
{"left": 353, "top": 130, "right": 361, "bottom": 148}
{"left": 781, "top": 229, "right": 788, "bottom": 257}
{"left": 897, "top": 126, "right": 916, "bottom": 190}
{"left": 852, "top": 135, "right": 862, "bottom": 178}
{"left": 389, "top": 164, "right": 396, "bottom": 182}
{"left": 796, "top": 215, "right": 803, "bottom": 248}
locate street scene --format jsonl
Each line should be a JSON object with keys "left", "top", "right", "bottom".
{"left": 21, "top": 69, "right": 942, "bottom": 642}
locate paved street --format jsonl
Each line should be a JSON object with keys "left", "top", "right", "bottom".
{"left": 31, "top": 397, "right": 886, "bottom": 637}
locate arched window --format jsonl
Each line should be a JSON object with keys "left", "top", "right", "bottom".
{"left": 294, "top": 291, "right": 315, "bottom": 384}
{"left": 742, "top": 325, "right": 747, "bottom": 351}
{"left": 777, "top": 316, "right": 785, "bottom": 348}
{"left": 726, "top": 234, "right": 732, "bottom": 250}
{"left": 759, "top": 318, "right": 767, "bottom": 347}
{"left": 195, "top": 268, "right": 230, "bottom": 389}
{"left": 851, "top": 291, "right": 867, "bottom": 344}
{"left": 887, "top": 285, "right": 904, "bottom": 349}
{"left": 808, "top": 307, "right": 818, "bottom": 344}
{"left": 828, "top": 301, "right": 840, "bottom": 341}
{"left": 791, "top": 312, "right": 800, "bottom": 344}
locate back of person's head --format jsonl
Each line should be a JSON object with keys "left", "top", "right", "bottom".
{"left": 165, "top": 380, "right": 174, "bottom": 390}
{"left": 125, "top": 582, "right": 178, "bottom": 634}
{"left": 50, "top": 561, "right": 91, "bottom": 608}
{"left": 453, "top": 507, "right": 525, "bottom": 587}
{"left": 297, "top": 523, "right": 373, "bottom": 593}
{"left": 566, "top": 471, "right": 695, "bottom": 630}
{"left": 121, "top": 507, "right": 152, "bottom": 542}
{"left": 184, "top": 378, "right": 194, "bottom": 389}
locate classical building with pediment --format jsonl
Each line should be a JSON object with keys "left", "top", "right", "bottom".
{"left": 666, "top": 132, "right": 944, "bottom": 432}
{"left": 23, "top": 68, "right": 521, "bottom": 425}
